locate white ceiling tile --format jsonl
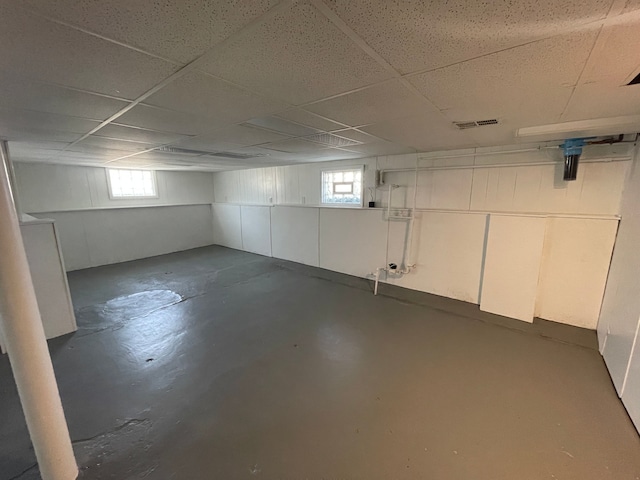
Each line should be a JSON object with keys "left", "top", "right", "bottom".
{"left": 115, "top": 105, "right": 222, "bottom": 136}
{"left": 241, "top": 116, "right": 322, "bottom": 137}
{"left": 75, "top": 136, "right": 156, "bottom": 152}
{"left": 1, "top": 128, "right": 83, "bottom": 143}
{"left": 275, "top": 108, "right": 348, "bottom": 131}
{"left": 118, "top": 151, "right": 204, "bottom": 164}
{"left": 0, "top": 5, "right": 179, "bottom": 98}
{"left": 96, "top": 124, "right": 189, "bottom": 145}
{"left": 65, "top": 145, "right": 133, "bottom": 161}
{"left": 580, "top": 22, "right": 640, "bottom": 83}
{"left": 305, "top": 80, "right": 427, "bottom": 126}
{"left": 330, "top": 129, "right": 381, "bottom": 144}
{"left": 198, "top": 1, "right": 393, "bottom": 105}
{"left": 344, "top": 141, "right": 416, "bottom": 156}
{"left": 20, "top": 0, "right": 279, "bottom": 63}
{"left": 408, "top": 31, "right": 598, "bottom": 128}
{"left": 0, "top": 107, "right": 100, "bottom": 142}
{"left": 326, "top": 0, "right": 611, "bottom": 74}
{"left": 0, "top": 71, "right": 129, "bottom": 120}
{"left": 293, "top": 149, "right": 364, "bottom": 162}
{"left": 562, "top": 82, "right": 640, "bottom": 121}
{"left": 361, "top": 112, "right": 477, "bottom": 152}
{"left": 169, "top": 137, "right": 244, "bottom": 154}
{"left": 105, "top": 158, "right": 161, "bottom": 168}
{"left": 185, "top": 125, "right": 291, "bottom": 150}
{"left": 144, "top": 72, "right": 288, "bottom": 124}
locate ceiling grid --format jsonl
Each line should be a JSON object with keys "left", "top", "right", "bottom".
{"left": 0, "top": 0, "right": 639, "bottom": 170}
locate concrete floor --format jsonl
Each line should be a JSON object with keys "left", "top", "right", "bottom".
{"left": 1, "top": 245, "right": 640, "bottom": 479}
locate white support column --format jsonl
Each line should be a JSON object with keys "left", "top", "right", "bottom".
{"left": 0, "top": 143, "right": 77, "bottom": 480}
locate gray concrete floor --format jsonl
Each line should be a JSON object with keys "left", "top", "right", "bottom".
{"left": 1, "top": 245, "right": 640, "bottom": 479}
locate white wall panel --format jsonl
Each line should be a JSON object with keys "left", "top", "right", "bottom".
{"left": 212, "top": 203, "right": 242, "bottom": 250}
{"left": 535, "top": 218, "right": 618, "bottom": 329}
{"left": 470, "top": 161, "right": 629, "bottom": 215}
{"left": 15, "top": 162, "right": 94, "bottom": 211}
{"left": 276, "top": 166, "right": 301, "bottom": 204}
{"left": 415, "top": 169, "right": 473, "bottom": 210}
{"left": 240, "top": 205, "right": 272, "bottom": 257}
{"left": 21, "top": 220, "right": 77, "bottom": 339}
{"left": 38, "top": 211, "right": 91, "bottom": 271}
{"left": 15, "top": 162, "right": 215, "bottom": 213}
{"left": 271, "top": 206, "right": 319, "bottom": 266}
{"left": 41, "top": 204, "right": 213, "bottom": 270}
{"left": 398, "top": 212, "right": 487, "bottom": 303}
{"left": 480, "top": 215, "right": 546, "bottom": 322}
{"left": 599, "top": 148, "right": 640, "bottom": 391}
{"left": 319, "top": 208, "right": 386, "bottom": 277}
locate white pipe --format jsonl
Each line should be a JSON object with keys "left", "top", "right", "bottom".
{"left": 374, "top": 267, "right": 382, "bottom": 296}
{"left": 380, "top": 155, "right": 630, "bottom": 174}
{"left": 404, "top": 163, "right": 419, "bottom": 270}
{"left": 384, "top": 184, "right": 393, "bottom": 268}
{"left": 0, "top": 145, "right": 77, "bottom": 480}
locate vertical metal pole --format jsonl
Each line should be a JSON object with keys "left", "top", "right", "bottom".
{"left": 0, "top": 145, "right": 77, "bottom": 479}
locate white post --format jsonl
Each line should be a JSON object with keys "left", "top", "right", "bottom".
{"left": 0, "top": 143, "right": 77, "bottom": 479}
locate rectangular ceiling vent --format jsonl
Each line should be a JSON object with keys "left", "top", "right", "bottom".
{"left": 206, "top": 151, "right": 268, "bottom": 160}
{"left": 454, "top": 119, "right": 499, "bottom": 129}
{"left": 304, "top": 133, "right": 361, "bottom": 147}
{"left": 155, "top": 146, "right": 268, "bottom": 160}
{"left": 156, "top": 146, "right": 211, "bottom": 155}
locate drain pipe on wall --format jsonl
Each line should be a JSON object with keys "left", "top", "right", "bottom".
{"left": 373, "top": 168, "right": 419, "bottom": 295}
{"left": 0, "top": 142, "right": 78, "bottom": 480}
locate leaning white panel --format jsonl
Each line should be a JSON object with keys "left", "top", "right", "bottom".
{"left": 535, "top": 218, "right": 618, "bottom": 329}
{"left": 480, "top": 215, "right": 546, "bottom": 322}
{"left": 399, "top": 212, "right": 487, "bottom": 304}
{"left": 271, "top": 206, "right": 319, "bottom": 266}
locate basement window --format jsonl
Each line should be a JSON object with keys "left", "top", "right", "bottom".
{"left": 321, "top": 167, "right": 363, "bottom": 206}
{"left": 107, "top": 169, "right": 157, "bottom": 199}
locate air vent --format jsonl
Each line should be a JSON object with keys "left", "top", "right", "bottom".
{"left": 628, "top": 72, "right": 640, "bottom": 85}
{"left": 454, "top": 119, "right": 499, "bottom": 129}
{"left": 304, "top": 133, "right": 361, "bottom": 147}
{"left": 206, "top": 152, "right": 269, "bottom": 160}
{"left": 155, "top": 146, "right": 268, "bottom": 160}
{"left": 156, "top": 146, "right": 211, "bottom": 155}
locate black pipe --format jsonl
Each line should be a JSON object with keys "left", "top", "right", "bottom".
{"left": 564, "top": 154, "right": 580, "bottom": 181}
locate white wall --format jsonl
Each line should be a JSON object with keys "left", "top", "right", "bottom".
{"left": 14, "top": 162, "right": 216, "bottom": 270}
{"left": 270, "top": 206, "right": 319, "bottom": 266}
{"left": 213, "top": 143, "right": 631, "bottom": 215}
{"left": 211, "top": 142, "right": 634, "bottom": 330}
{"left": 598, "top": 144, "right": 640, "bottom": 430}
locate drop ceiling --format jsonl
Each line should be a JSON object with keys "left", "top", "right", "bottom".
{"left": 1, "top": 0, "right": 639, "bottom": 171}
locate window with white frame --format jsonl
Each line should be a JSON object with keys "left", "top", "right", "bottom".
{"left": 321, "top": 167, "right": 363, "bottom": 206}
{"left": 107, "top": 169, "right": 157, "bottom": 198}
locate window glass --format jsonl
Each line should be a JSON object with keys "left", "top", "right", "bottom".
{"left": 321, "top": 168, "right": 363, "bottom": 206}
{"left": 108, "top": 169, "right": 156, "bottom": 198}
